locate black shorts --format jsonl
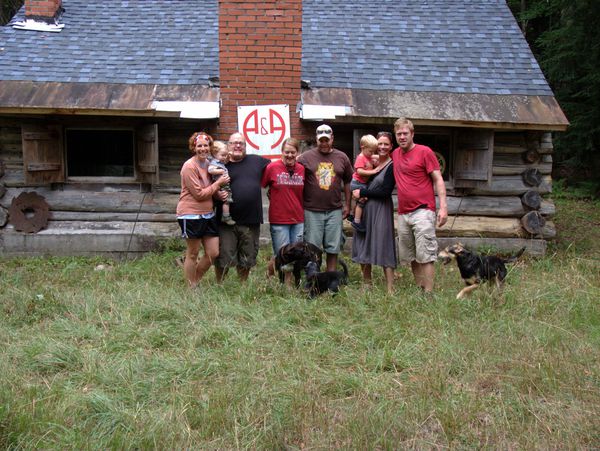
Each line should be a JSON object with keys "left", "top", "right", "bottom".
{"left": 178, "top": 217, "right": 219, "bottom": 239}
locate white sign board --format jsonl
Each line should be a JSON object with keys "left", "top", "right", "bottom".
{"left": 237, "top": 104, "right": 290, "bottom": 158}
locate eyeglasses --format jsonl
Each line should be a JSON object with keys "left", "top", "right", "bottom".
{"left": 228, "top": 141, "right": 245, "bottom": 146}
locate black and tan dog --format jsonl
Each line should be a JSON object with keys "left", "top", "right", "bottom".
{"left": 439, "top": 243, "right": 525, "bottom": 299}
{"left": 304, "top": 259, "right": 348, "bottom": 298}
{"left": 275, "top": 241, "right": 323, "bottom": 287}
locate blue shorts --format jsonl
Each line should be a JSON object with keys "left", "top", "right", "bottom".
{"left": 270, "top": 223, "right": 304, "bottom": 256}
{"left": 350, "top": 179, "right": 368, "bottom": 191}
{"left": 304, "top": 209, "right": 344, "bottom": 255}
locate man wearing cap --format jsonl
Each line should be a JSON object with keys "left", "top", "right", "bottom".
{"left": 298, "top": 124, "right": 353, "bottom": 271}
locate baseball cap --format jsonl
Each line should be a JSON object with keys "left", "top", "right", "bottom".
{"left": 316, "top": 124, "right": 333, "bottom": 140}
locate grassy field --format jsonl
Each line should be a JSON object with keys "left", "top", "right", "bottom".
{"left": 1, "top": 189, "right": 599, "bottom": 449}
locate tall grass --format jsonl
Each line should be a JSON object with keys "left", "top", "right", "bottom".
{"left": 0, "top": 194, "right": 599, "bottom": 449}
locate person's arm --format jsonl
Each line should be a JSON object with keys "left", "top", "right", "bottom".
{"left": 260, "top": 163, "right": 272, "bottom": 188}
{"left": 343, "top": 182, "right": 351, "bottom": 219}
{"left": 208, "top": 165, "right": 225, "bottom": 176}
{"left": 430, "top": 169, "right": 448, "bottom": 227}
{"left": 356, "top": 164, "right": 395, "bottom": 198}
{"left": 356, "top": 166, "right": 380, "bottom": 177}
{"left": 182, "top": 166, "right": 227, "bottom": 201}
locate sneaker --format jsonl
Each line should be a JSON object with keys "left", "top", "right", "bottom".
{"left": 222, "top": 215, "right": 236, "bottom": 226}
{"left": 351, "top": 220, "right": 366, "bottom": 233}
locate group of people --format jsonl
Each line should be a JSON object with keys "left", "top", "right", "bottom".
{"left": 175, "top": 118, "right": 447, "bottom": 294}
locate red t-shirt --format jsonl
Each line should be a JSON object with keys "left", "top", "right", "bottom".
{"left": 261, "top": 159, "right": 305, "bottom": 224}
{"left": 352, "top": 152, "right": 372, "bottom": 184}
{"left": 392, "top": 144, "right": 440, "bottom": 214}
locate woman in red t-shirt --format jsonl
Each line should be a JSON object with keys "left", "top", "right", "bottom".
{"left": 261, "top": 137, "right": 305, "bottom": 284}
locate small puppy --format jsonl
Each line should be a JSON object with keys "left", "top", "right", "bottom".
{"left": 439, "top": 243, "right": 525, "bottom": 299}
{"left": 275, "top": 241, "right": 323, "bottom": 287}
{"left": 304, "top": 259, "right": 349, "bottom": 298}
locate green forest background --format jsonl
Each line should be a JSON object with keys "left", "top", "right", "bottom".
{"left": 2, "top": 0, "right": 599, "bottom": 190}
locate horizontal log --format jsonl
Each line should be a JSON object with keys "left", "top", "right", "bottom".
{"left": 493, "top": 163, "right": 552, "bottom": 176}
{"left": 437, "top": 237, "right": 546, "bottom": 256}
{"left": 1, "top": 220, "right": 177, "bottom": 235}
{"left": 470, "top": 175, "right": 552, "bottom": 196}
{"left": 494, "top": 145, "right": 526, "bottom": 154}
{"left": 439, "top": 196, "right": 555, "bottom": 218}
{"left": 493, "top": 153, "right": 552, "bottom": 172}
{"left": 0, "top": 221, "right": 272, "bottom": 257}
{"left": 1, "top": 187, "right": 178, "bottom": 213}
{"left": 0, "top": 221, "right": 177, "bottom": 257}
{"left": 0, "top": 170, "right": 25, "bottom": 186}
{"left": 437, "top": 215, "right": 555, "bottom": 239}
{"left": 50, "top": 211, "right": 175, "bottom": 222}
{"left": 494, "top": 133, "right": 526, "bottom": 147}
{"left": 443, "top": 196, "right": 522, "bottom": 216}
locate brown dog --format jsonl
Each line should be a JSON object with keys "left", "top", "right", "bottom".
{"left": 275, "top": 241, "right": 323, "bottom": 287}
{"left": 439, "top": 243, "right": 525, "bottom": 299}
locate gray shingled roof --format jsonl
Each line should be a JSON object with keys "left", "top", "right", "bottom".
{"left": 0, "top": 0, "right": 552, "bottom": 97}
{"left": 0, "top": 0, "right": 219, "bottom": 85}
{"left": 302, "top": 0, "right": 553, "bottom": 96}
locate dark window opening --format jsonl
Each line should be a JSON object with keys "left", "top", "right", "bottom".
{"left": 417, "top": 133, "right": 452, "bottom": 181}
{"left": 66, "top": 129, "right": 134, "bottom": 177}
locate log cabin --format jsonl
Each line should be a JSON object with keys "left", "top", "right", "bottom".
{"left": 0, "top": 0, "right": 568, "bottom": 257}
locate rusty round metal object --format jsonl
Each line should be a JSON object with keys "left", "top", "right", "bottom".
{"left": 8, "top": 191, "right": 50, "bottom": 233}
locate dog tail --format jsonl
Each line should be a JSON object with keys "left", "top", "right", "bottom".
{"left": 504, "top": 246, "right": 526, "bottom": 263}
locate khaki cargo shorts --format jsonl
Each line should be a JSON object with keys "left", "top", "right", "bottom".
{"left": 216, "top": 223, "right": 261, "bottom": 269}
{"left": 397, "top": 208, "right": 438, "bottom": 264}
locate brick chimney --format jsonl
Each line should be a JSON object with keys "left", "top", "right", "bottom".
{"left": 218, "top": 0, "right": 310, "bottom": 141}
{"left": 25, "top": 0, "right": 62, "bottom": 22}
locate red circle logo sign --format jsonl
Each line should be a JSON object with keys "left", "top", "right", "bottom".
{"left": 242, "top": 108, "right": 287, "bottom": 151}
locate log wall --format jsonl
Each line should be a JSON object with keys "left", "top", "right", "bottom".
{"left": 0, "top": 117, "right": 192, "bottom": 256}
{"left": 0, "top": 117, "right": 557, "bottom": 257}
{"left": 438, "top": 130, "right": 555, "bottom": 255}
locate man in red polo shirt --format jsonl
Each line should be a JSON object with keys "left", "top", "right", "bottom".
{"left": 392, "top": 117, "right": 448, "bottom": 292}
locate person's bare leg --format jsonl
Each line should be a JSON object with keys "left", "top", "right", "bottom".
{"left": 267, "top": 257, "right": 275, "bottom": 277}
{"left": 361, "top": 263, "right": 372, "bottom": 284}
{"left": 237, "top": 266, "right": 250, "bottom": 282}
{"left": 196, "top": 236, "right": 219, "bottom": 282}
{"left": 326, "top": 253, "right": 338, "bottom": 272}
{"left": 184, "top": 239, "right": 201, "bottom": 288}
{"left": 411, "top": 261, "right": 435, "bottom": 292}
{"left": 354, "top": 203, "right": 363, "bottom": 223}
{"left": 384, "top": 267, "right": 395, "bottom": 294}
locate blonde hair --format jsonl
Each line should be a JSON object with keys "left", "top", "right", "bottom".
{"left": 360, "top": 134, "right": 378, "bottom": 150}
{"left": 212, "top": 140, "right": 227, "bottom": 157}
{"left": 394, "top": 117, "right": 414, "bottom": 133}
